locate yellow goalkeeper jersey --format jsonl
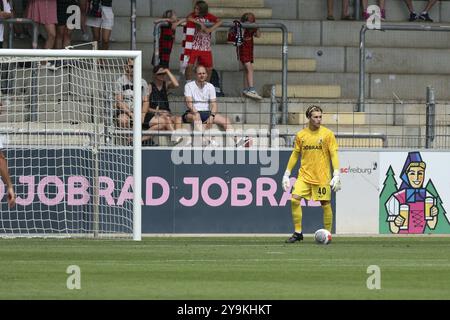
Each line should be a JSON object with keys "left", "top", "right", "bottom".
{"left": 293, "top": 126, "right": 339, "bottom": 185}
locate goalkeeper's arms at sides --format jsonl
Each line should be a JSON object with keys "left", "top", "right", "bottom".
{"left": 329, "top": 147, "right": 341, "bottom": 192}
{"left": 281, "top": 145, "right": 341, "bottom": 192}
{"left": 282, "top": 149, "right": 300, "bottom": 192}
{"left": 0, "top": 150, "right": 15, "bottom": 207}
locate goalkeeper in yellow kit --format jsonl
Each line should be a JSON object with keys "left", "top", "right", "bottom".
{"left": 282, "top": 105, "right": 341, "bottom": 243}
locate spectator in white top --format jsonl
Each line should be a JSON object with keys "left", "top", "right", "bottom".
{"left": 183, "top": 65, "right": 248, "bottom": 147}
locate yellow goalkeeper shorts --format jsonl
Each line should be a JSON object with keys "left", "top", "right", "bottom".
{"left": 292, "top": 178, "right": 331, "bottom": 201}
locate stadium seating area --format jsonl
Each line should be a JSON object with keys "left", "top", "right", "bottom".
{"left": 4, "top": 0, "right": 450, "bottom": 148}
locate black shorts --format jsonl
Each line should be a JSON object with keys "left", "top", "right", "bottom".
{"left": 182, "top": 110, "right": 211, "bottom": 123}
{"left": 142, "top": 112, "right": 154, "bottom": 130}
{"left": 115, "top": 110, "right": 153, "bottom": 130}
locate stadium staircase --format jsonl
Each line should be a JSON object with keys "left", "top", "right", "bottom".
{"left": 3, "top": 0, "right": 450, "bottom": 148}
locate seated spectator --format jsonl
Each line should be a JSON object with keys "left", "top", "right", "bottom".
{"left": 403, "top": 0, "right": 437, "bottom": 22}
{"left": 327, "top": 0, "right": 353, "bottom": 20}
{"left": 149, "top": 66, "right": 183, "bottom": 131}
{"left": 152, "top": 9, "right": 185, "bottom": 68}
{"left": 362, "top": 0, "right": 386, "bottom": 21}
{"left": 114, "top": 59, "right": 174, "bottom": 145}
{"left": 183, "top": 65, "right": 248, "bottom": 147}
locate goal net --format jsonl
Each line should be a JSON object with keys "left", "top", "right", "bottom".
{"left": 0, "top": 49, "right": 142, "bottom": 240}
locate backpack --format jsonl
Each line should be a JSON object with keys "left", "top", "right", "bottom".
{"left": 88, "top": 0, "right": 102, "bottom": 18}
{"left": 226, "top": 20, "right": 244, "bottom": 47}
{"left": 210, "top": 69, "right": 224, "bottom": 97}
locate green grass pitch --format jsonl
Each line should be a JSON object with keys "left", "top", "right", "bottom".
{"left": 1, "top": 236, "right": 450, "bottom": 299}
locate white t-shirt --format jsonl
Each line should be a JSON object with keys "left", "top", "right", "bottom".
{"left": 114, "top": 75, "right": 148, "bottom": 108}
{"left": 0, "top": 0, "right": 12, "bottom": 42}
{"left": 184, "top": 81, "right": 216, "bottom": 112}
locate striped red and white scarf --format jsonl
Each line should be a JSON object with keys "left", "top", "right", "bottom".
{"left": 179, "top": 20, "right": 196, "bottom": 74}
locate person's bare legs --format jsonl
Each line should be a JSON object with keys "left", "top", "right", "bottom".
{"left": 424, "top": 0, "right": 438, "bottom": 12}
{"left": 101, "top": 28, "right": 111, "bottom": 50}
{"left": 79, "top": 0, "right": 89, "bottom": 36}
{"left": 55, "top": 25, "right": 65, "bottom": 49}
{"left": 185, "top": 64, "right": 194, "bottom": 81}
{"left": 91, "top": 26, "right": 101, "bottom": 45}
{"left": 44, "top": 24, "right": 56, "bottom": 49}
{"left": 327, "top": 0, "right": 334, "bottom": 18}
{"left": 206, "top": 67, "right": 213, "bottom": 83}
{"left": 403, "top": 0, "right": 415, "bottom": 13}
{"left": 342, "top": 0, "right": 349, "bottom": 17}
{"left": 244, "top": 62, "right": 254, "bottom": 88}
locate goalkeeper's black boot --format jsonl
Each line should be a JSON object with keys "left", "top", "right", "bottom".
{"left": 285, "top": 232, "right": 303, "bottom": 243}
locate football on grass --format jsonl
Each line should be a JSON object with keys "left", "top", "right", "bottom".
{"left": 314, "top": 229, "right": 332, "bottom": 245}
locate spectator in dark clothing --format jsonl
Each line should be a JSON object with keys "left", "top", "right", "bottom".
{"left": 152, "top": 9, "right": 185, "bottom": 68}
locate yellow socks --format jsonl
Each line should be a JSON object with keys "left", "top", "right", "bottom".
{"left": 323, "top": 203, "right": 333, "bottom": 232}
{"left": 291, "top": 198, "right": 303, "bottom": 233}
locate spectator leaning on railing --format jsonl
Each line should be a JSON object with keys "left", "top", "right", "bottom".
{"left": 184, "top": 0, "right": 222, "bottom": 82}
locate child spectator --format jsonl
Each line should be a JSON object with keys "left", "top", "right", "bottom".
{"left": 184, "top": 0, "right": 222, "bottom": 82}
{"left": 238, "top": 12, "right": 262, "bottom": 100}
{"left": 152, "top": 9, "right": 185, "bottom": 68}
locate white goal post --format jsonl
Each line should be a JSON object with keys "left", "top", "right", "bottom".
{"left": 0, "top": 49, "right": 142, "bottom": 240}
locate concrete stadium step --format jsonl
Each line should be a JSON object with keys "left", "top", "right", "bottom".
{"left": 221, "top": 70, "right": 450, "bottom": 100}
{"left": 278, "top": 0, "right": 449, "bottom": 22}
{"left": 3, "top": 122, "right": 98, "bottom": 146}
{"left": 113, "top": 40, "right": 450, "bottom": 76}
{"left": 215, "top": 31, "right": 293, "bottom": 45}
{"left": 275, "top": 124, "right": 422, "bottom": 138}
{"left": 253, "top": 58, "right": 316, "bottom": 72}
{"left": 209, "top": 7, "right": 272, "bottom": 19}
{"left": 207, "top": 0, "right": 265, "bottom": 8}
{"left": 263, "top": 84, "right": 341, "bottom": 99}
{"left": 221, "top": 71, "right": 361, "bottom": 98}
{"left": 321, "top": 20, "right": 450, "bottom": 48}
{"left": 288, "top": 112, "right": 366, "bottom": 125}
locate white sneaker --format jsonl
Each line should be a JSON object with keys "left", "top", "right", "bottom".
{"left": 235, "top": 136, "right": 252, "bottom": 148}
{"left": 244, "top": 89, "right": 263, "bottom": 100}
{"left": 173, "top": 136, "right": 183, "bottom": 145}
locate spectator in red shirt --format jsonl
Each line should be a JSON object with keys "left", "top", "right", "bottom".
{"left": 238, "top": 12, "right": 262, "bottom": 100}
{"left": 185, "top": 1, "right": 222, "bottom": 82}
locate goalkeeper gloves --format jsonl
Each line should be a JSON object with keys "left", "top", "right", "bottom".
{"left": 282, "top": 170, "right": 291, "bottom": 192}
{"left": 330, "top": 169, "right": 341, "bottom": 192}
